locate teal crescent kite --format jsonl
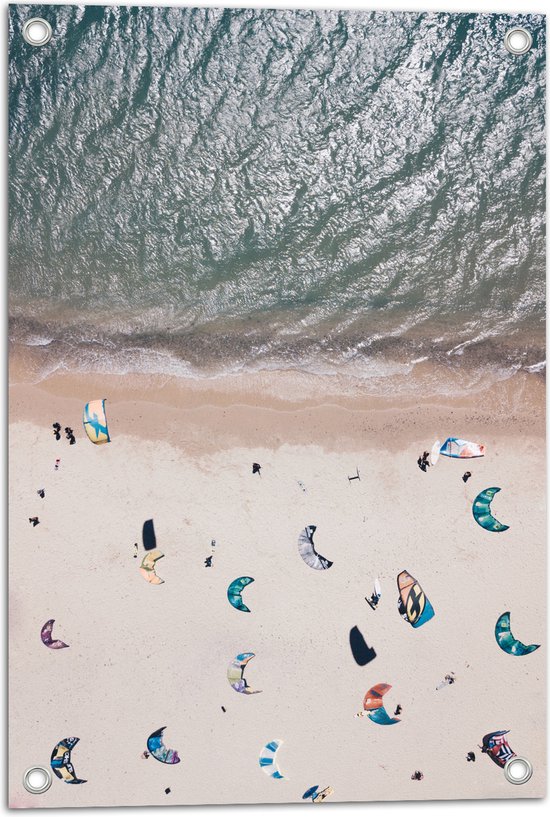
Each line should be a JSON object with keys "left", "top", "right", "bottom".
{"left": 495, "top": 612, "right": 540, "bottom": 656}
{"left": 472, "top": 487, "right": 509, "bottom": 532}
{"left": 227, "top": 576, "right": 254, "bottom": 612}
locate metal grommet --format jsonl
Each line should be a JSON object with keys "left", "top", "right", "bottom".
{"left": 23, "top": 766, "right": 52, "bottom": 794}
{"left": 22, "top": 18, "right": 52, "bottom": 47}
{"left": 504, "top": 756, "right": 533, "bottom": 785}
{"left": 504, "top": 28, "right": 532, "bottom": 55}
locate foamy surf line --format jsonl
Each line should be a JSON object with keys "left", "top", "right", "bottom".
{"left": 8, "top": 305, "right": 545, "bottom": 406}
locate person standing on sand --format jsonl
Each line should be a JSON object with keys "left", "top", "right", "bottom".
{"left": 28, "top": 517, "right": 40, "bottom": 527}
{"left": 252, "top": 462, "right": 261, "bottom": 475}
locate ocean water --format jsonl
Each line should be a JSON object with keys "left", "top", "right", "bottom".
{"left": 8, "top": 5, "right": 546, "bottom": 390}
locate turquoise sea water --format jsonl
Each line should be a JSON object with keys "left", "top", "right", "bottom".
{"left": 8, "top": 5, "right": 546, "bottom": 387}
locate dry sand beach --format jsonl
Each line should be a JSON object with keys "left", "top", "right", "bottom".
{"left": 8, "top": 368, "right": 546, "bottom": 807}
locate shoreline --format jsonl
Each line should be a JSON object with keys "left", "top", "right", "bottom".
{"left": 8, "top": 364, "right": 545, "bottom": 455}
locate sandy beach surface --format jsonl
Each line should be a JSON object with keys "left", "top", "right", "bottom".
{"left": 8, "top": 371, "right": 546, "bottom": 807}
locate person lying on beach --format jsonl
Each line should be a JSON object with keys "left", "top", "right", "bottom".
{"left": 54, "top": 458, "right": 61, "bottom": 470}
{"left": 252, "top": 462, "right": 261, "bottom": 475}
{"left": 52, "top": 422, "right": 61, "bottom": 441}
{"left": 204, "top": 555, "right": 213, "bottom": 567}
{"left": 417, "top": 456, "right": 427, "bottom": 472}
{"left": 462, "top": 471, "right": 472, "bottom": 483}
{"left": 28, "top": 517, "right": 40, "bottom": 527}
{"left": 394, "top": 704, "right": 402, "bottom": 716}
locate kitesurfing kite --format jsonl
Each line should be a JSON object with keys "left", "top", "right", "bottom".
{"left": 397, "top": 570, "right": 434, "bottom": 628}
{"left": 41, "top": 619, "right": 69, "bottom": 650}
{"left": 297, "top": 525, "right": 333, "bottom": 570}
{"left": 142, "top": 519, "right": 157, "bottom": 551}
{"left": 147, "top": 727, "right": 181, "bottom": 764}
{"left": 302, "top": 786, "right": 334, "bottom": 803}
{"left": 139, "top": 549, "right": 165, "bottom": 584}
{"left": 227, "top": 577, "right": 254, "bottom": 612}
{"left": 82, "top": 399, "right": 110, "bottom": 444}
{"left": 495, "top": 612, "right": 540, "bottom": 656}
{"left": 349, "top": 626, "right": 376, "bottom": 666}
{"left": 357, "top": 683, "right": 400, "bottom": 725}
{"left": 481, "top": 730, "right": 516, "bottom": 768}
{"left": 50, "top": 737, "right": 87, "bottom": 784}
{"left": 259, "top": 740, "right": 286, "bottom": 779}
{"left": 472, "top": 487, "right": 509, "bottom": 532}
{"left": 440, "top": 437, "right": 485, "bottom": 458}
{"left": 227, "top": 652, "right": 261, "bottom": 694}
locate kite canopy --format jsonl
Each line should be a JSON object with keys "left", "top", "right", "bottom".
{"left": 41, "top": 619, "right": 69, "bottom": 650}
{"left": 349, "top": 626, "right": 376, "bottom": 666}
{"left": 83, "top": 399, "right": 111, "bottom": 444}
{"left": 397, "top": 570, "right": 435, "bottom": 628}
{"left": 361, "top": 684, "right": 400, "bottom": 725}
{"left": 259, "top": 740, "right": 285, "bottom": 779}
{"left": 472, "top": 487, "right": 509, "bottom": 532}
{"left": 440, "top": 437, "right": 485, "bottom": 458}
{"left": 312, "top": 787, "right": 334, "bottom": 803}
{"left": 227, "top": 576, "right": 255, "bottom": 612}
{"left": 142, "top": 519, "right": 157, "bottom": 551}
{"left": 139, "top": 549, "right": 165, "bottom": 584}
{"left": 368, "top": 707, "right": 400, "bottom": 726}
{"left": 495, "top": 612, "right": 540, "bottom": 656}
{"left": 227, "top": 652, "right": 261, "bottom": 694}
{"left": 363, "top": 683, "right": 392, "bottom": 711}
{"left": 297, "top": 525, "right": 333, "bottom": 570}
{"left": 50, "top": 737, "right": 87, "bottom": 784}
{"left": 147, "top": 727, "right": 181, "bottom": 764}
{"left": 481, "top": 730, "right": 516, "bottom": 768}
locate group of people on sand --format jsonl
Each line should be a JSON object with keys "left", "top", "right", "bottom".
{"left": 52, "top": 422, "right": 76, "bottom": 445}
{"left": 29, "top": 422, "right": 77, "bottom": 528}
{"left": 204, "top": 539, "right": 217, "bottom": 567}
